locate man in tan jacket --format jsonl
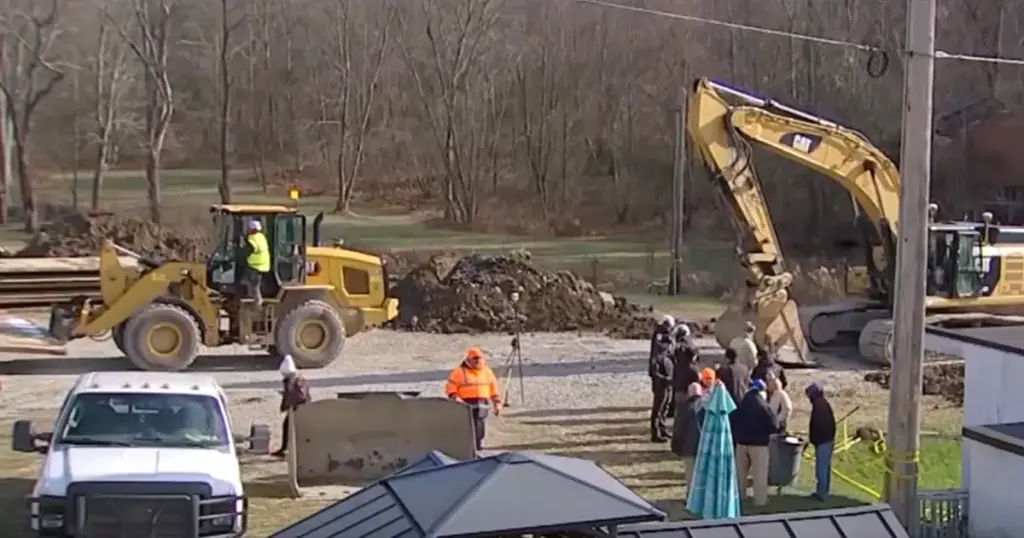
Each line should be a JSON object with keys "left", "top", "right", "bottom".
{"left": 728, "top": 321, "right": 759, "bottom": 369}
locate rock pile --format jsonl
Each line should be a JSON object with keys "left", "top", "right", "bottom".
{"left": 389, "top": 251, "right": 657, "bottom": 337}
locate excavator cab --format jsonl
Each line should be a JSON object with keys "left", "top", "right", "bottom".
{"left": 949, "top": 229, "right": 987, "bottom": 298}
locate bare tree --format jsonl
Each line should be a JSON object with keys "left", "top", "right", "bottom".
{"left": 323, "top": 0, "right": 394, "bottom": 213}
{"left": 216, "top": 0, "right": 244, "bottom": 203}
{"left": 108, "top": 0, "right": 174, "bottom": 223}
{"left": 0, "top": 0, "right": 67, "bottom": 231}
{"left": 398, "top": 0, "right": 507, "bottom": 224}
{"left": 89, "top": 14, "right": 131, "bottom": 211}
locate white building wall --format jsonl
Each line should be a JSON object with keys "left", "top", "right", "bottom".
{"left": 954, "top": 337, "right": 1024, "bottom": 487}
{"left": 965, "top": 439, "right": 1024, "bottom": 538}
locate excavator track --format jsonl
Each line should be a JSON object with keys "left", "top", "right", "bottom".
{"left": 812, "top": 309, "right": 1024, "bottom": 366}
{"left": 0, "top": 256, "right": 139, "bottom": 308}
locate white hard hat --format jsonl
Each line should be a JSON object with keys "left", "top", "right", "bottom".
{"left": 662, "top": 315, "right": 675, "bottom": 326}
{"left": 279, "top": 354, "right": 297, "bottom": 376}
{"left": 248, "top": 220, "right": 262, "bottom": 231}
{"left": 677, "top": 324, "right": 691, "bottom": 337}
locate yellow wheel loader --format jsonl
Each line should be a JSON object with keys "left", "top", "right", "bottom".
{"left": 47, "top": 198, "right": 398, "bottom": 371}
{"left": 688, "top": 78, "right": 1024, "bottom": 366}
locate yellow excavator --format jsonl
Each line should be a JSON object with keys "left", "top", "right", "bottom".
{"left": 47, "top": 191, "right": 398, "bottom": 371}
{"left": 688, "top": 77, "right": 1024, "bottom": 365}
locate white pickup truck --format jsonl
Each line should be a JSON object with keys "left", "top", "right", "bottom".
{"left": 12, "top": 371, "right": 270, "bottom": 538}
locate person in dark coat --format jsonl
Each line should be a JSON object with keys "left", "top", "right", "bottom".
{"left": 673, "top": 325, "right": 701, "bottom": 395}
{"left": 716, "top": 348, "right": 750, "bottom": 406}
{"left": 649, "top": 343, "right": 675, "bottom": 443}
{"left": 272, "top": 355, "right": 312, "bottom": 457}
{"left": 730, "top": 379, "right": 779, "bottom": 506}
{"left": 667, "top": 323, "right": 699, "bottom": 418}
{"left": 671, "top": 382, "right": 706, "bottom": 488}
{"left": 751, "top": 349, "right": 788, "bottom": 390}
{"left": 806, "top": 383, "right": 837, "bottom": 501}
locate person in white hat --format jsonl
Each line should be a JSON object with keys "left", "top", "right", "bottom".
{"left": 272, "top": 354, "right": 311, "bottom": 457}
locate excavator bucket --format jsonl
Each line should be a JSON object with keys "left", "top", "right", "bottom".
{"left": 286, "top": 393, "right": 477, "bottom": 496}
{"left": 714, "top": 285, "right": 814, "bottom": 367}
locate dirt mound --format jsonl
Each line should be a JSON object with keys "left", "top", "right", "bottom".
{"left": 12, "top": 207, "right": 210, "bottom": 263}
{"left": 389, "top": 251, "right": 656, "bottom": 335}
{"left": 864, "top": 362, "right": 964, "bottom": 405}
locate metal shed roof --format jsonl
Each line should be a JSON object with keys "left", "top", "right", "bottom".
{"left": 616, "top": 504, "right": 909, "bottom": 538}
{"left": 270, "top": 451, "right": 665, "bottom": 538}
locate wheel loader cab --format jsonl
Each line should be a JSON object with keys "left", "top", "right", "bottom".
{"left": 207, "top": 205, "right": 307, "bottom": 300}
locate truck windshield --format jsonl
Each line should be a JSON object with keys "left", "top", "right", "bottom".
{"left": 54, "top": 392, "right": 230, "bottom": 448}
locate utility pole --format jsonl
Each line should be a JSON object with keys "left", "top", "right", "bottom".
{"left": 0, "top": 36, "right": 7, "bottom": 224}
{"left": 669, "top": 90, "right": 686, "bottom": 295}
{"left": 884, "top": 0, "right": 936, "bottom": 530}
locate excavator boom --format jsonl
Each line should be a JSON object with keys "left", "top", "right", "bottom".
{"left": 687, "top": 78, "right": 903, "bottom": 365}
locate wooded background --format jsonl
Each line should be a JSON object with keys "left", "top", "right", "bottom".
{"left": 2, "top": 0, "right": 1023, "bottom": 252}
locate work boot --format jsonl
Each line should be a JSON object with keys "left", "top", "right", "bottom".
{"left": 271, "top": 449, "right": 286, "bottom": 458}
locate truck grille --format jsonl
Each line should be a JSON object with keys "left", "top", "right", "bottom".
{"left": 81, "top": 494, "right": 194, "bottom": 538}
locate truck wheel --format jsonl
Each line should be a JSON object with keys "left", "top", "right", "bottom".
{"left": 276, "top": 300, "right": 345, "bottom": 369}
{"left": 123, "top": 304, "right": 201, "bottom": 371}
{"left": 112, "top": 323, "right": 127, "bottom": 355}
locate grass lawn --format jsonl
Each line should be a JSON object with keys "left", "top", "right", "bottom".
{"left": 7, "top": 169, "right": 735, "bottom": 311}
{"left": 492, "top": 405, "right": 962, "bottom": 521}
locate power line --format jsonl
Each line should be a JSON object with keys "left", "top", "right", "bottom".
{"left": 573, "top": 0, "right": 1024, "bottom": 68}
{"left": 572, "top": 0, "right": 883, "bottom": 52}
{"left": 935, "top": 50, "right": 1024, "bottom": 66}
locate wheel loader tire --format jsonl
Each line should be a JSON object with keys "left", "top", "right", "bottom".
{"left": 112, "top": 323, "right": 127, "bottom": 356}
{"left": 276, "top": 300, "right": 345, "bottom": 369}
{"left": 122, "top": 304, "right": 201, "bottom": 371}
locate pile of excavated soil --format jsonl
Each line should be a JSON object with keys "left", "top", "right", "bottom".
{"left": 388, "top": 251, "right": 658, "bottom": 336}
{"left": 863, "top": 362, "right": 965, "bottom": 406}
{"left": 12, "top": 206, "right": 210, "bottom": 263}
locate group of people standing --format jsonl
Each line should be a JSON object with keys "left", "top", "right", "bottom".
{"left": 648, "top": 315, "right": 838, "bottom": 506}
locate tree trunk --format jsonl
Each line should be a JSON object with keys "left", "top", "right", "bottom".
{"left": 15, "top": 143, "right": 37, "bottom": 232}
{"left": 145, "top": 146, "right": 162, "bottom": 224}
{"left": 90, "top": 139, "right": 109, "bottom": 211}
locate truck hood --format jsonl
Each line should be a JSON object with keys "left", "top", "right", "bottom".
{"left": 34, "top": 446, "right": 242, "bottom": 497}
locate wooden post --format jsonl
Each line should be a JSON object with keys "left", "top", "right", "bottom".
{"left": 884, "top": 0, "right": 936, "bottom": 530}
{"left": 669, "top": 90, "right": 686, "bottom": 295}
{"left": 0, "top": 36, "right": 7, "bottom": 224}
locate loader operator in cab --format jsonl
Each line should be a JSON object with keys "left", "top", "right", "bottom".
{"left": 243, "top": 219, "right": 270, "bottom": 306}
{"left": 445, "top": 348, "right": 501, "bottom": 451}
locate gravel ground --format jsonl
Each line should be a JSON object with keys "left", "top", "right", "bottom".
{"left": 0, "top": 313, "right": 954, "bottom": 535}
{"left": 0, "top": 326, "right": 881, "bottom": 425}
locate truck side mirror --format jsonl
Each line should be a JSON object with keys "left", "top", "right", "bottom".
{"left": 12, "top": 420, "right": 47, "bottom": 454}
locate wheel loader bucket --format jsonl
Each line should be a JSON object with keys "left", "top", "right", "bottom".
{"left": 715, "top": 286, "right": 814, "bottom": 367}
{"left": 286, "top": 393, "right": 477, "bottom": 495}
{"left": 0, "top": 315, "right": 68, "bottom": 355}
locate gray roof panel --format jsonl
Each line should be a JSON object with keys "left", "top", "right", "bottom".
{"left": 269, "top": 485, "right": 416, "bottom": 538}
{"left": 391, "top": 450, "right": 460, "bottom": 477}
{"left": 617, "top": 504, "right": 909, "bottom": 538}
{"left": 270, "top": 451, "right": 665, "bottom": 538}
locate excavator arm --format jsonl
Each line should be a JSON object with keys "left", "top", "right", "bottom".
{"left": 687, "top": 78, "right": 902, "bottom": 365}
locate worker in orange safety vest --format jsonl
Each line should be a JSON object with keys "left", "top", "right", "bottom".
{"left": 445, "top": 347, "right": 502, "bottom": 450}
